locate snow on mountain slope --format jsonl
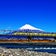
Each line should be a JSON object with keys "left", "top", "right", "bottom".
{"left": 19, "top": 24, "right": 43, "bottom": 31}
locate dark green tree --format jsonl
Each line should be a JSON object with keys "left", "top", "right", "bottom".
{"left": 27, "top": 36, "right": 32, "bottom": 42}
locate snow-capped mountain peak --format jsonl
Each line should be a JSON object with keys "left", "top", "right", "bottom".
{"left": 19, "top": 24, "right": 43, "bottom": 31}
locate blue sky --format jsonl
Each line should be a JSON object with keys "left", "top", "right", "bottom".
{"left": 0, "top": 0, "right": 56, "bottom": 32}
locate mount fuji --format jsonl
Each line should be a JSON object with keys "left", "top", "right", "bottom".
{"left": 8, "top": 24, "right": 44, "bottom": 34}
{"left": 18, "top": 24, "right": 44, "bottom": 33}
